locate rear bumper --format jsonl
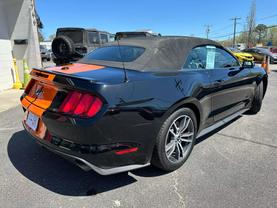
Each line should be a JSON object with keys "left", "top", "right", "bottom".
{"left": 23, "top": 121, "right": 150, "bottom": 175}
{"left": 37, "top": 141, "right": 149, "bottom": 175}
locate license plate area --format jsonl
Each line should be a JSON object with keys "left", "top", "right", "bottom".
{"left": 26, "top": 111, "right": 39, "bottom": 131}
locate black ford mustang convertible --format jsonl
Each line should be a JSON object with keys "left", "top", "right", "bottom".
{"left": 21, "top": 37, "right": 267, "bottom": 175}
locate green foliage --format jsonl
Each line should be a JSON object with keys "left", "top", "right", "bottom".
{"left": 220, "top": 25, "right": 277, "bottom": 47}
{"left": 48, "top": 34, "right": 55, "bottom": 41}
{"left": 255, "top": 24, "right": 267, "bottom": 43}
{"left": 38, "top": 29, "right": 44, "bottom": 42}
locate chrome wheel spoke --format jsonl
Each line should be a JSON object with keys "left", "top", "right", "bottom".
{"left": 176, "top": 141, "right": 183, "bottom": 159}
{"left": 172, "top": 122, "right": 179, "bottom": 132}
{"left": 180, "top": 138, "right": 193, "bottom": 143}
{"left": 178, "top": 141, "right": 185, "bottom": 158}
{"left": 165, "top": 114, "right": 194, "bottom": 163}
{"left": 180, "top": 131, "right": 193, "bottom": 142}
{"left": 179, "top": 117, "right": 187, "bottom": 132}
{"left": 167, "top": 144, "right": 176, "bottom": 158}
{"left": 166, "top": 140, "right": 175, "bottom": 152}
{"left": 169, "top": 128, "right": 177, "bottom": 137}
{"left": 180, "top": 117, "right": 191, "bottom": 133}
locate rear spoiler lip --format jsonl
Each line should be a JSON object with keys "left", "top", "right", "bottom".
{"left": 31, "top": 68, "right": 107, "bottom": 94}
{"left": 32, "top": 67, "right": 99, "bottom": 83}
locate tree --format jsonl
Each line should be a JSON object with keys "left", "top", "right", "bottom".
{"left": 48, "top": 34, "right": 56, "bottom": 41}
{"left": 268, "top": 26, "right": 277, "bottom": 46}
{"left": 38, "top": 29, "right": 44, "bottom": 42}
{"left": 246, "top": 0, "right": 256, "bottom": 47}
{"left": 35, "top": 9, "right": 44, "bottom": 42}
{"left": 255, "top": 24, "right": 267, "bottom": 43}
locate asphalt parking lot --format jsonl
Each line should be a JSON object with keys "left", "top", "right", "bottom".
{"left": 0, "top": 64, "right": 277, "bottom": 208}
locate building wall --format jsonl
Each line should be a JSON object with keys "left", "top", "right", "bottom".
{"left": 11, "top": 0, "right": 42, "bottom": 72}
{"left": 0, "top": 0, "right": 41, "bottom": 91}
{"left": 0, "top": 0, "right": 17, "bottom": 91}
{"left": 0, "top": 40, "right": 13, "bottom": 90}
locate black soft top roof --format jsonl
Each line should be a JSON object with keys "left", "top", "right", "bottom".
{"left": 79, "top": 36, "right": 222, "bottom": 71}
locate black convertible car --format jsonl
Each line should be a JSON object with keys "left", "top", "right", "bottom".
{"left": 21, "top": 37, "right": 267, "bottom": 175}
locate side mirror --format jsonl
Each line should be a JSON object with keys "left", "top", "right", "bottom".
{"left": 242, "top": 60, "right": 255, "bottom": 68}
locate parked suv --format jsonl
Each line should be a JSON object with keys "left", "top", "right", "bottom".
{"left": 51, "top": 27, "right": 113, "bottom": 65}
{"left": 40, "top": 45, "right": 51, "bottom": 62}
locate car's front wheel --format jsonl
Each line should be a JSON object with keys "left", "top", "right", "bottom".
{"left": 152, "top": 108, "right": 197, "bottom": 171}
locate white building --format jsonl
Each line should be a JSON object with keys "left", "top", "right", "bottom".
{"left": 40, "top": 41, "right": 52, "bottom": 50}
{"left": 0, "top": 0, "right": 41, "bottom": 91}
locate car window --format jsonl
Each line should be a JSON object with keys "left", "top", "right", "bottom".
{"left": 58, "top": 30, "right": 83, "bottom": 44}
{"left": 214, "top": 48, "right": 240, "bottom": 68}
{"left": 100, "top": 33, "right": 108, "bottom": 44}
{"left": 183, "top": 46, "right": 207, "bottom": 69}
{"left": 88, "top": 32, "right": 100, "bottom": 44}
{"left": 183, "top": 46, "right": 239, "bottom": 70}
{"left": 80, "top": 45, "right": 145, "bottom": 62}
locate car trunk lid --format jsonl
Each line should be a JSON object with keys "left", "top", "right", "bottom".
{"left": 21, "top": 63, "right": 125, "bottom": 115}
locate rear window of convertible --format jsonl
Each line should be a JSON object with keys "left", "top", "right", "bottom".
{"left": 81, "top": 46, "right": 145, "bottom": 62}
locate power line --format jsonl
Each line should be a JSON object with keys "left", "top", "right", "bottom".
{"left": 209, "top": 24, "right": 233, "bottom": 35}
{"left": 209, "top": 13, "right": 277, "bottom": 40}
{"left": 230, "top": 17, "right": 241, "bottom": 47}
{"left": 204, "top": 25, "right": 212, "bottom": 39}
{"left": 211, "top": 25, "right": 277, "bottom": 40}
{"left": 258, "top": 14, "right": 277, "bottom": 21}
{"left": 211, "top": 33, "right": 233, "bottom": 39}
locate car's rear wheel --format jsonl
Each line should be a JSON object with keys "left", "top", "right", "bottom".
{"left": 248, "top": 82, "right": 263, "bottom": 114}
{"left": 151, "top": 108, "right": 197, "bottom": 171}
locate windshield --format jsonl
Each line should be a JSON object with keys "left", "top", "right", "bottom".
{"left": 57, "top": 30, "right": 83, "bottom": 43}
{"left": 80, "top": 45, "right": 145, "bottom": 62}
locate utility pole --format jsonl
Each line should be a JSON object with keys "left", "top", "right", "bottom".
{"left": 204, "top": 25, "right": 212, "bottom": 39}
{"left": 231, "top": 17, "right": 241, "bottom": 47}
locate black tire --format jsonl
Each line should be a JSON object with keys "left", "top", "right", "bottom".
{"left": 47, "top": 58, "right": 51, "bottom": 61}
{"left": 151, "top": 108, "right": 197, "bottom": 171}
{"left": 248, "top": 83, "right": 264, "bottom": 114}
{"left": 52, "top": 36, "right": 75, "bottom": 59}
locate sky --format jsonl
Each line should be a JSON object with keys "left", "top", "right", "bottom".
{"left": 36, "top": 0, "right": 277, "bottom": 40}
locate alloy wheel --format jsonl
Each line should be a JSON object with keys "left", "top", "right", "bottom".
{"left": 165, "top": 115, "right": 194, "bottom": 163}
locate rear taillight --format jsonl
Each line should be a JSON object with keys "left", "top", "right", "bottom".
{"left": 58, "top": 91, "right": 103, "bottom": 117}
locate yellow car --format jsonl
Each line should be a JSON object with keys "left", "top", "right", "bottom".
{"left": 227, "top": 47, "right": 254, "bottom": 62}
